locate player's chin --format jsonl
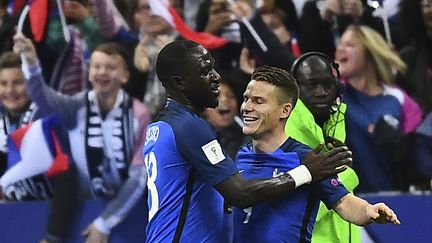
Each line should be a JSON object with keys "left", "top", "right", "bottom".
{"left": 242, "top": 126, "right": 255, "bottom": 136}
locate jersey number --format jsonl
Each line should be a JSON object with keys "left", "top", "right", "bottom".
{"left": 243, "top": 206, "right": 253, "bottom": 224}
{"left": 145, "top": 152, "right": 159, "bottom": 221}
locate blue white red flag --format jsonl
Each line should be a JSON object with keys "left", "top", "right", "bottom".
{"left": 0, "top": 116, "right": 69, "bottom": 190}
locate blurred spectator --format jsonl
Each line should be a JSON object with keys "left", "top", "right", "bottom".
{"left": 286, "top": 52, "right": 360, "bottom": 242}
{"left": 299, "top": 0, "right": 385, "bottom": 58}
{"left": 335, "top": 25, "right": 423, "bottom": 192}
{"left": 0, "top": 52, "right": 43, "bottom": 176}
{"left": 48, "top": 0, "right": 102, "bottom": 51}
{"left": 44, "top": 0, "right": 103, "bottom": 95}
{"left": 396, "top": 0, "right": 432, "bottom": 113}
{"left": 232, "top": 0, "right": 298, "bottom": 74}
{"left": 0, "top": 2, "right": 16, "bottom": 54}
{"left": 92, "top": 0, "right": 175, "bottom": 114}
{"left": 204, "top": 71, "right": 248, "bottom": 159}
{"left": 132, "top": 0, "right": 175, "bottom": 116}
{"left": 195, "top": 0, "right": 242, "bottom": 69}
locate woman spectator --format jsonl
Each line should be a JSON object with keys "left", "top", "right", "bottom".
{"left": 335, "top": 25, "right": 423, "bottom": 192}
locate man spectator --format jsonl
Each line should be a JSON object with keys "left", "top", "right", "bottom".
{"left": 286, "top": 52, "right": 360, "bottom": 243}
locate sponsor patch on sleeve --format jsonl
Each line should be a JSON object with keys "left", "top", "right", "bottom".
{"left": 201, "top": 140, "right": 226, "bottom": 165}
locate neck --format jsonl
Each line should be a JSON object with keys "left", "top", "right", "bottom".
{"left": 96, "top": 90, "right": 119, "bottom": 113}
{"left": 167, "top": 94, "right": 204, "bottom": 116}
{"left": 347, "top": 69, "right": 383, "bottom": 96}
{"left": 314, "top": 115, "right": 329, "bottom": 128}
{"left": 252, "top": 127, "right": 288, "bottom": 153}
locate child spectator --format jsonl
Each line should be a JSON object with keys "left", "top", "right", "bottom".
{"left": 0, "top": 52, "right": 43, "bottom": 176}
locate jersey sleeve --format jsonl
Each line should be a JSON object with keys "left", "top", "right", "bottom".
{"left": 314, "top": 177, "right": 349, "bottom": 209}
{"left": 173, "top": 116, "right": 238, "bottom": 186}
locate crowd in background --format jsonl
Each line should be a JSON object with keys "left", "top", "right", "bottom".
{"left": 0, "top": 0, "right": 431, "bottom": 241}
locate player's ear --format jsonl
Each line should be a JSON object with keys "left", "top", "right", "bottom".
{"left": 280, "top": 102, "right": 293, "bottom": 119}
{"left": 172, "top": 75, "right": 185, "bottom": 91}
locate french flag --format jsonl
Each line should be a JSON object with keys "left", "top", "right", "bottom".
{"left": 149, "top": 0, "right": 228, "bottom": 49}
{"left": 0, "top": 116, "right": 70, "bottom": 189}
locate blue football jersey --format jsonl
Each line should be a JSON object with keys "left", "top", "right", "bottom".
{"left": 143, "top": 100, "right": 238, "bottom": 242}
{"left": 233, "top": 138, "right": 349, "bottom": 243}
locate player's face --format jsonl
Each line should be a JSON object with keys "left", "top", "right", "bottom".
{"left": 241, "top": 80, "right": 286, "bottom": 139}
{"left": 88, "top": 51, "right": 129, "bottom": 97}
{"left": 296, "top": 59, "right": 338, "bottom": 119}
{"left": 204, "top": 83, "right": 238, "bottom": 129}
{"left": 183, "top": 46, "right": 221, "bottom": 109}
{"left": 0, "top": 67, "right": 30, "bottom": 115}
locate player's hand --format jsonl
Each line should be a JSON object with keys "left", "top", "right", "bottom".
{"left": 13, "top": 32, "right": 39, "bottom": 66}
{"left": 366, "top": 203, "right": 401, "bottom": 225}
{"left": 325, "top": 137, "right": 353, "bottom": 167}
{"left": 82, "top": 223, "right": 109, "bottom": 243}
{"left": 302, "top": 143, "right": 352, "bottom": 182}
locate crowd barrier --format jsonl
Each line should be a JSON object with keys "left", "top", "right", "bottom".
{"left": 0, "top": 193, "right": 430, "bottom": 242}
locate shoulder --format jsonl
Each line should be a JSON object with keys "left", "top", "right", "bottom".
{"left": 283, "top": 137, "right": 312, "bottom": 152}
{"left": 159, "top": 106, "right": 213, "bottom": 138}
{"left": 282, "top": 138, "right": 312, "bottom": 161}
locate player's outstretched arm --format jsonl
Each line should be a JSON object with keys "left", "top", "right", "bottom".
{"left": 215, "top": 144, "right": 352, "bottom": 209}
{"left": 333, "top": 193, "right": 401, "bottom": 226}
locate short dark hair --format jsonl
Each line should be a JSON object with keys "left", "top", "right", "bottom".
{"left": 93, "top": 42, "right": 129, "bottom": 69}
{"left": 0, "top": 52, "right": 21, "bottom": 71}
{"left": 251, "top": 65, "right": 299, "bottom": 107}
{"left": 156, "top": 40, "right": 200, "bottom": 88}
